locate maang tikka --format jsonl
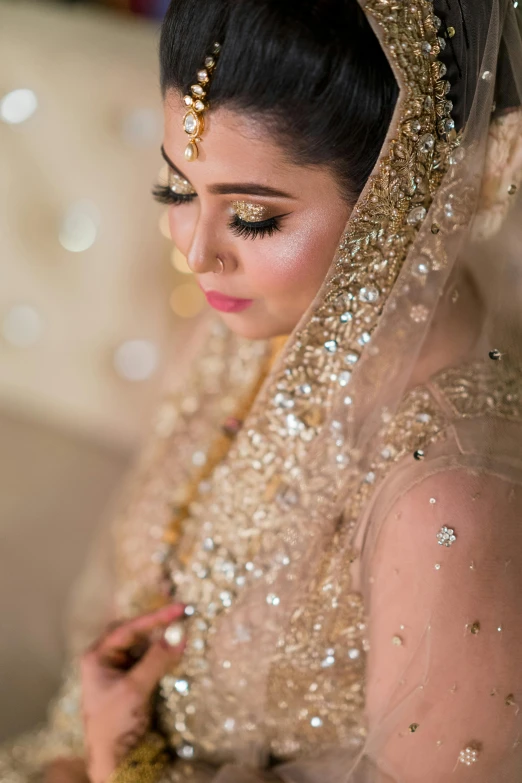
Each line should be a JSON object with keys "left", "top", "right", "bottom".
{"left": 182, "top": 42, "right": 222, "bottom": 162}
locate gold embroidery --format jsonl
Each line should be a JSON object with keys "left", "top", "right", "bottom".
{"left": 433, "top": 362, "right": 522, "bottom": 421}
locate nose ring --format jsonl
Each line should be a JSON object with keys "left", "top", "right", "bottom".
{"left": 216, "top": 257, "right": 225, "bottom": 275}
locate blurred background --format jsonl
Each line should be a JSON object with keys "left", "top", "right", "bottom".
{"left": 0, "top": 0, "right": 204, "bottom": 741}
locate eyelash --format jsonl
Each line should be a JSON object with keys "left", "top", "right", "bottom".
{"left": 229, "top": 214, "right": 282, "bottom": 240}
{"left": 152, "top": 184, "right": 196, "bottom": 206}
{"left": 153, "top": 183, "right": 283, "bottom": 240}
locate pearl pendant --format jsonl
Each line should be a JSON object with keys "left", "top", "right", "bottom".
{"left": 185, "top": 141, "right": 199, "bottom": 162}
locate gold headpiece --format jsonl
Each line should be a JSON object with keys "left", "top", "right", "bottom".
{"left": 182, "top": 42, "right": 222, "bottom": 162}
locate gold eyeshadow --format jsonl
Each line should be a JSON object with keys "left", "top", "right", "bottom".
{"left": 169, "top": 170, "right": 196, "bottom": 196}
{"left": 232, "top": 201, "right": 271, "bottom": 223}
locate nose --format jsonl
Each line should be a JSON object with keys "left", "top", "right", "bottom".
{"left": 186, "top": 216, "right": 220, "bottom": 275}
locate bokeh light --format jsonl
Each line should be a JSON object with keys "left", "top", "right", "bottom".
{"left": 169, "top": 283, "right": 205, "bottom": 318}
{"left": 0, "top": 89, "right": 38, "bottom": 124}
{"left": 59, "top": 200, "right": 100, "bottom": 253}
{"left": 171, "top": 247, "right": 192, "bottom": 274}
{"left": 113, "top": 339, "right": 159, "bottom": 382}
{"left": 2, "top": 305, "right": 43, "bottom": 347}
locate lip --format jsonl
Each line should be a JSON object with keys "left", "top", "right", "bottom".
{"left": 202, "top": 288, "right": 254, "bottom": 314}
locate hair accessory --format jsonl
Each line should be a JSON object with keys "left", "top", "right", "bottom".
{"left": 182, "top": 42, "right": 222, "bottom": 162}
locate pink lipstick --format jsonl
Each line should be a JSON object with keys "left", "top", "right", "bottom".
{"left": 203, "top": 290, "right": 254, "bottom": 314}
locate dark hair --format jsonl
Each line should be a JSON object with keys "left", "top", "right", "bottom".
{"left": 159, "top": 0, "right": 399, "bottom": 203}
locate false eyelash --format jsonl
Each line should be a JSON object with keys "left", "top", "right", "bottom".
{"left": 229, "top": 215, "right": 282, "bottom": 240}
{"left": 152, "top": 184, "right": 196, "bottom": 205}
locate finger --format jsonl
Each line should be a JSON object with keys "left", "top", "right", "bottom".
{"left": 97, "top": 605, "right": 185, "bottom": 656}
{"left": 129, "top": 636, "right": 186, "bottom": 695}
{"left": 83, "top": 620, "right": 125, "bottom": 657}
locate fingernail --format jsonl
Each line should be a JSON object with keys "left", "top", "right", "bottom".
{"left": 162, "top": 621, "right": 185, "bottom": 649}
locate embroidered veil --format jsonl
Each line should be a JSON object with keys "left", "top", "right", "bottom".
{"left": 2, "top": 0, "right": 522, "bottom": 781}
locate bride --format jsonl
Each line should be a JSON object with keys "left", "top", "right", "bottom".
{"left": 3, "top": 0, "right": 522, "bottom": 780}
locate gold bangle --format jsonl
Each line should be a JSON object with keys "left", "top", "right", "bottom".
{"left": 108, "top": 734, "right": 169, "bottom": 783}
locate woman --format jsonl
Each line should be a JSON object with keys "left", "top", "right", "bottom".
{"left": 3, "top": 0, "right": 522, "bottom": 780}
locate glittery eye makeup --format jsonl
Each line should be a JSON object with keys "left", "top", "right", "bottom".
{"left": 152, "top": 169, "right": 196, "bottom": 205}
{"left": 229, "top": 201, "right": 289, "bottom": 240}
{"left": 231, "top": 201, "right": 271, "bottom": 223}
{"left": 169, "top": 171, "right": 196, "bottom": 196}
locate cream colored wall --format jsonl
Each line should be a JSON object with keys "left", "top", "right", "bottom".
{"left": 0, "top": 0, "right": 196, "bottom": 450}
{"left": 0, "top": 0, "right": 202, "bottom": 738}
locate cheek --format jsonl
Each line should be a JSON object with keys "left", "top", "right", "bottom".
{"left": 244, "top": 213, "right": 343, "bottom": 296}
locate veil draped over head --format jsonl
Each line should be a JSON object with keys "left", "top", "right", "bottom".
{"left": 2, "top": 0, "right": 522, "bottom": 782}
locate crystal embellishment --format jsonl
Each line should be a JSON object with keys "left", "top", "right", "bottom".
{"left": 437, "top": 526, "right": 457, "bottom": 547}
{"left": 459, "top": 745, "right": 481, "bottom": 765}
{"left": 184, "top": 113, "right": 198, "bottom": 135}
{"left": 359, "top": 285, "right": 380, "bottom": 303}
{"left": 419, "top": 133, "right": 435, "bottom": 153}
{"left": 324, "top": 340, "right": 339, "bottom": 354}
{"left": 407, "top": 206, "right": 427, "bottom": 225}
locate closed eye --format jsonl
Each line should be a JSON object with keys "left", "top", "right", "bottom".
{"left": 152, "top": 183, "right": 197, "bottom": 206}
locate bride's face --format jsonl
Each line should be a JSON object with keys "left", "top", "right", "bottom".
{"left": 161, "top": 93, "right": 352, "bottom": 340}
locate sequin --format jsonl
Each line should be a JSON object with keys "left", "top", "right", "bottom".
{"left": 177, "top": 743, "right": 195, "bottom": 760}
{"left": 410, "top": 304, "right": 429, "bottom": 323}
{"left": 345, "top": 351, "right": 360, "bottom": 365}
{"left": 459, "top": 745, "right": 481, "bottom": 765}
{"left": 409, "top": 723, "right": 420, "bottom": 733}
{"left": 174, "top": 679, "right": 190, "bottom": 695}
{"left": 359, "top": 286, "right": 380, "bottom": 303}
{"left": 437, "top": 526, "right": 457, "bottom": 547}
{"left": 324, "top": 340, "right": 339, "bottom": 354}
{"left": 321, "top": 655, "right": 335, "bottom": 668}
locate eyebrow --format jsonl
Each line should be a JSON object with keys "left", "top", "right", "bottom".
{"left": 160, "top": 146, "right": 295, "bottom": 200}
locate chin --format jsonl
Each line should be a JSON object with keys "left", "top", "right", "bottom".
{"left": 219, "top": 312, "right": 293, "bottom": 341}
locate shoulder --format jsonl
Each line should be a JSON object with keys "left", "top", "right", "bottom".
{"left": 370, "top": 467, "right": 522, "bottom": 592}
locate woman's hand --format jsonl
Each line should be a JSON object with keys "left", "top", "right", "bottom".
{"left": 80, "top": 604, "right": 186, "bottom": 783}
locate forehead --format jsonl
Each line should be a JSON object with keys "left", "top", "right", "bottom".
{"left": 162, "top": 89, "right": 302, "bottom": 183}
